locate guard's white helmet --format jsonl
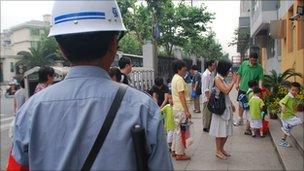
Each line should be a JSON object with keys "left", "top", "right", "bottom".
{"left": 49, "top": 0, "right": 126, "bottom": 37}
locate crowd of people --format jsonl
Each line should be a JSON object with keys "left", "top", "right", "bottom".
{"left": 5, "top": 1, "right": 303, "bottom": 170}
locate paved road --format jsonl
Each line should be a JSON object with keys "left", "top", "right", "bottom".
{"left": 1, "top": 114, "right": 14, "bottom": 170}
{"left": 1, "top": 89, "right": 14, "bottom": 170}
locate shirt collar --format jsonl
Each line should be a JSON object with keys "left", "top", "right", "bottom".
{"left": 65, "top": 66, "right": 111, "bottom": 80}
{"left": 246, "top": 61, "right": 257, "bottom": 67}
{"left": 287, "top": 92, "right": 295, "bottom": 98}
{"left": 205, "top": 69, "right": 212, "bottom": 75}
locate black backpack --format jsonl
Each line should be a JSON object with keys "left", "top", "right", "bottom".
{"left": 207, "top": 88, "right": 226, "bottom": 115}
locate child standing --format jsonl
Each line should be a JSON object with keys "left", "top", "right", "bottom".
{"left": 278, "top": 82, "right": 303, "bottom": 147}
{"left": 161, "top": 94, "right": 176, "bottom": 149}
{"left": 244, "top": 80, "right": 258, "bottom": 135}
{"left": 248, "top": 87, "right": 265, "bottom": 137}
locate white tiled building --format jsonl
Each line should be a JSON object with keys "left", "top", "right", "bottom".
{"left": 0, "top": 15, "right": 50, "bottom": 83}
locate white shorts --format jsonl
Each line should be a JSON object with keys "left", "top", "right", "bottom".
{"left": 167, "top": 130, "right": 174, "bottom": 143}
{"left": 281, "top": 116, "right": 302, "bottom": 130}
{"left": 250, "top": 119, "right": 262, "bottom": 129}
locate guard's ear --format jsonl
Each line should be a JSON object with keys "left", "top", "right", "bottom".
{"left": 58, "top": 45, "right": 69, "bottom": 60}
{"left": 107, "top": 34, "right": 118, "bottom": 55}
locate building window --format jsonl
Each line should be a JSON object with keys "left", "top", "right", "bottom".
{"left": 10, "top": 62, "right": 14, "bottom": 73}
{"left": 30, "top": 28, "right": 40, "bottom": 36}
{"left": 268, "top": 37, "right": 275, "bottom": 59}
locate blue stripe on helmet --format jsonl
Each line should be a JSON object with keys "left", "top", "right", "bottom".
{"left": 54, "top": 12, "right": 105, "bottom": 22}
{"left": 55, "top": 16, "right": 106, "bottom": 24}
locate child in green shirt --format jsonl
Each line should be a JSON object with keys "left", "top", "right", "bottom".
{"left": 161, "top": 94, "right": 175, "bottom": 148}
{"left": 244, "top": 80, "right": 258, "bottom": 135}
{"left": 278, "top": 82, "right": 302, "bottom": 147}
{"left": 248, "top": 87, "right": 265, "bottom": 137}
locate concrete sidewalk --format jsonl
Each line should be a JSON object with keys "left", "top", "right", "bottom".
{"left": 172, "top": 91, "right": 283, "bottom": 170}
{"left": 172, "top": 112, "right": 283, "bottom": 170}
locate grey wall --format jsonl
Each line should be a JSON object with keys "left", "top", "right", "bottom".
{"left": 262, "top": 0, "right": 278, "bottom": 11}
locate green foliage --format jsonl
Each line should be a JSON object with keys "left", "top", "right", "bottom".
{"left": 263, "top": 69, "right": 303, "bottom": 92}
{"left": 229, "top": 27, "right": 250, "bottom": 59}
{"left": 118, "top": 0, "right": 152, "bottom": 44}
{"left": 183, "top": 32, "right": 223, "bottom": 60}
{"left": 117, "top": 0, "right": 220, "bottom": 58}
{"left": 17, "top": 27, "right": 68, "bottom": 70}
{"left": 265, "top": 86, "right": 288, "bottom": 113}
{"left": 119, "top": 32, "right": 142, "bottom": 55}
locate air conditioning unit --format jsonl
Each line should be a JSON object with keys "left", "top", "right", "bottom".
{"left": 269, "top": 20, "right": 286, "bottom": 39}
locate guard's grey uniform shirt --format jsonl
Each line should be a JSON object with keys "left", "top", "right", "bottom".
{"left": 12, "top": 66, "right": 173, "bottom": 170}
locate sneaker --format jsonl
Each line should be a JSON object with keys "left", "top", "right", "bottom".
{"left": 281, "top": 127, "right": 290, "bottom": 136}
{"left": 278, "top": 140, "right": 291, "bottom": 147}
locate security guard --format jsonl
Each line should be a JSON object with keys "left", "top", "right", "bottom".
{"left": 7, "top": 1, "right": 173, "bottom": 170}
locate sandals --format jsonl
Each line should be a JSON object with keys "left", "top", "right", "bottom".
{"left": 216, "top": 153, "right": 227, "bottom": 160}
{"left": 222, "top": 150, "right": 231, "bottom": 157}
{"left": 175, "top": 154, "right": 191, "bottom": 161}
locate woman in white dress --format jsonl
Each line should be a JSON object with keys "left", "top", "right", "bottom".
{"left": 209, "top": 60, "right": 237, "bottom": 160}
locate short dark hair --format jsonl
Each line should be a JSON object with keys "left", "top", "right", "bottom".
{"left": 109, "top": 67, "right": 121, "bottom": 81}
{"left": 290, "top": 82, "right": 301, "bottom": 90}
{"left": 191, "top": 65, "right": 198, "bottom": 70}
{"left": 216, "top": 60, "right": 232, "bottom": 77}
{"left": 248, "top": 80, "right": 258, "bottom": 88}
{"left": 154, "top": 77, "right": 164, "bottom": 86}
{"left": 253, "top": 87, "right": 261, "bottom": 94}
{"left": 55, "top": 31, "right": 117, "bottom": 64}
{"left": 38, "top": 66, "right": 54, "bottom": 83}
{"left": 19, "top": 79, "right": 25, "bottom": 88}
{"left": 172, "top": 60, "right": 186, "bottom": 74}
{"left": 205, "top": 60, "right": 215, "bottom": 68}
{"left": 118, "top": 56, "right": 131, "bottom": 69}
{"left": 249, "top": 52, "right": 258, "bottom": 59}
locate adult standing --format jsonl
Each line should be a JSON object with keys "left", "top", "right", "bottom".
{"left": 235, "top": 52, "right": 264, "bottom": 126}
{"left": 13, "top": 79, "right": 26, "bottom": 114}
{"left": 209, "top": 60, "right": 237, "bottom": 160}
{"left": 34, "top": 66, "right": 55, "bottom": 94}
{"left": 190, "top": 65, "right": 202, "bottom": 113}
{"left": 171, "top": 59, "right": 191, "bottom": 161}
{"left": 201, "top": 60, "right": 216, "bottom": 132}
{"left": 7, "top": 1, "right": 173, "bottom": 170}
{"left": 9, "top": 79, "right": 26, "bottom": 138}
{"left": 150, "top": 77, "right": 170, "bottom": 108}
{"left": 118, "top": 56, "right": 132, "bottom": 85}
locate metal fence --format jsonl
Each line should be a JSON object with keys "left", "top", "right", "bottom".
{"left": 129, "top": 67, "right": 154, "bottom": 91}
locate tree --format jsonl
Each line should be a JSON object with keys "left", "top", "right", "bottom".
{"left": 119, "top": 32, "right": 142, "bottom": 55}
{"left": 156, "top": 1, "right": 214, "bottom": 56}
{"left": 183, "top": 31, "right": 223, "bottom": 60}
{"left": 229, "top": 27, "right": 250, "bottom": 60}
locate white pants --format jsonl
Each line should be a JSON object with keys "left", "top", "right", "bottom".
{"left": 171, "top": 110, "right": 187, "bottom": 155}
{"left": 281, "top": 116, "right": 302, "bottom": 130}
